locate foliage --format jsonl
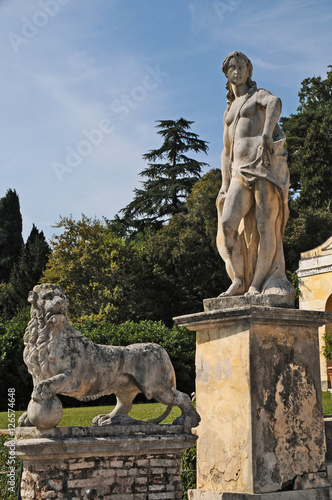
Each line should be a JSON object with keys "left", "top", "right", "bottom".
{"left": 137, "top": 168, "right": 230, "bottom": 321}
{"left": 322, "top": 332, "right": 332, "bottom": 362}
{"left": 0, "top": 190, "right": 50, "bottom": 319}
{"left": 283, "top": 206, "right": 332, "bottom": 272}
{"left": 9, "top": 225, "right": 50, "bottom": 314}
{"left": 42, "top": 215, "right": 142, "bottom": 323}
{"left": 0, "top": 284, "right": 16, "bottom": 322}
{"left": 0, "top": 189, "right": 23, "bottom": 283}
{"left": 181, "top": 444, "right": 197, "bottom": 499}
{"left": 0, "top": 308, "right": 31, "bottom": 412}
{"left": 280, "top": 66, "right": 332, "bottom": 209}
{"left": 279, "top": 66, "right": 332, "bottom": 273}
{"left": 0, "top": 435, "right": 21, "bottom": 500}
{"left": 117, "top": 118, "right": 209, "bottom": 233}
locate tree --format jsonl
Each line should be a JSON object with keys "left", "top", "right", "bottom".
{"left": 280, "top": 66, "right": 332, "bottom": 208}
{"left": 0, "top": 189, "right": 23, "bottom": 282}
{"left": 283, "top": 206, "right": 332, "bottom": 272}
{"left": 117, "top": 119, "right": 209, "bottom": 233}
{"left": 135, "top": 169, "right": 230, "bottom": 323}
{"left": 279, "top": 66, "right": 332, "bottom": 271}
{"left": 10, "top": 225, "right": 50, "bottom": 308}
{"left": 41, "top": 215, "right": 142, "bottom": 323}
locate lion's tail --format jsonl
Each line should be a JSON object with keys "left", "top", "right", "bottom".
{"left": 146, "top": 404, "right": 173, "bottom": 424}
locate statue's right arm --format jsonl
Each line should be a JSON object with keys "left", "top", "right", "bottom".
{"left": 218, "top": 111, "right": 231, "bottom": 201}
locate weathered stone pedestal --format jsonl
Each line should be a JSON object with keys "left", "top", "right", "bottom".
{"left": 9, "top": 423, "right": 197, "bottom": 500}
{"left": 175, "top": 300, "right": 332, "bottom": 499}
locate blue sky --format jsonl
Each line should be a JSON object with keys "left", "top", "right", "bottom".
{"left": 0, "top": 0, "right": 331, "bottom": 241}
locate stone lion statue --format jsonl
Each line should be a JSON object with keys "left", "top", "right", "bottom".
{"left": 19, "top": 284, "right": 200, "bottom": 430}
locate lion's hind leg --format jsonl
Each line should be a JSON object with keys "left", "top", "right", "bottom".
{"left": 92, "top": 389, "right": 139, "bottom": 426}
{"left": 155, "top": 387, "right": 200, "bottom": 431}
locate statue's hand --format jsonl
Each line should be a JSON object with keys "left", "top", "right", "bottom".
{"left": 216, "top": 187, "right": 227, "bottom": 208}
{"left": 261, "top": 135, "right": 274, "bottom": 167}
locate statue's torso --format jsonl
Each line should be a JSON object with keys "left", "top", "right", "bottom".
{"left": 225, "top": 90, "right": 268, "bottom": 167}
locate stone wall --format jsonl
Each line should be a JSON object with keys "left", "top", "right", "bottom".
{"left": 10, "top": 423, "right": 197, "bottom": 500}
{"left": 21, "top": 453, "right": 183, "bottom": 499}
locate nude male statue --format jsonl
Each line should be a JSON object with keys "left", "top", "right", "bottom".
{"left": 216, "top": 51, "right": 294, "bottom": 300}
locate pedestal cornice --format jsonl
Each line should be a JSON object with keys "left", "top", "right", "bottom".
{"left": 174, "top": 305, "right": 332, "bottom": 331}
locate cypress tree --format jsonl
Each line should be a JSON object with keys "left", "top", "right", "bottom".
{"left": 10, "top": 225, "right": 50, "bottom": 306}
{"left": 0, "top": 189, "right": 23, "bottom": 282}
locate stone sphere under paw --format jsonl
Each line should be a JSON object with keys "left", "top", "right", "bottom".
{"left": 27, "top": 395, "right": 63, "bottom": 429}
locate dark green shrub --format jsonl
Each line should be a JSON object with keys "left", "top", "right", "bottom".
{"left": 181, "top": 443, "right": 197, "bottom": 498}
{"left": 0, "top": 308, "right": 31, "bottom": 411}
{"left": 322, "top": 331, "right": 332, "bottom": 361}
{"left": 0, "top": 435, "right": 21, "bottom": 500}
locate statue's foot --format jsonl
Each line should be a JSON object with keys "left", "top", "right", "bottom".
{"left": 219, "top": 279, "right": 245, "bottom": 297}
{"left": 244, "top": 286, "right": 260, "bottom": 296}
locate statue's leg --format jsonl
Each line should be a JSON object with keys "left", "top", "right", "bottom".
{"left": 246, "top": 180, "right": 279, "bottom": 295}
{"left": 217, "top": 177, "right": 253, "bottom": 296}
{"left": 155, "top": 387, "right": 200, "bottom": 429}
{"left": 92, "top": 390, "right": 139, "bottom": 426}
{"left": 108, "top": 391, "right": 138, "bottom": 417}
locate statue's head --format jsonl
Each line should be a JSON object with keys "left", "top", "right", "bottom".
{"left": 222, "top": 51, "right": 256, "bottom": 106}
{"left": 222, "top": 51, "right": 253, "bottom": 79}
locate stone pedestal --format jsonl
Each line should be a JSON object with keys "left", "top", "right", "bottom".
{"left": 174, "top": 303, "right": 332, "bottom": 499}
{"left": 8, "top": 423, "right": 197, "bottom": 500}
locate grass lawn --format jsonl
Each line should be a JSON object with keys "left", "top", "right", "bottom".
{"left": 0, "top": 403, "right": 181, "bottom": 429}
{"left": 2, "top": 393, "right": 332, "bottom": 429}
{"left": 322, "top": 390, "right": 332, "bottom": 415}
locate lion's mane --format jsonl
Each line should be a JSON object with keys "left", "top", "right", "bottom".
{"left": 23, "top": 284, "right": 72, "bottom": 383}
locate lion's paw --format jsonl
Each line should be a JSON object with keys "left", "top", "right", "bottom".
{"left": 92, "top": 414, "right": 111, "bottom": 426}
{"left": 18, "top": 411, "right": 33, "bottom": 427}
{"left": 173, "top": 410, "right": 201, "bottom": 431}
{"left": 32, "top": 382, "right": 53, "bottom": 402}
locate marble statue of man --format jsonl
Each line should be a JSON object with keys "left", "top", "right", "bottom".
{"left": 216, "top": 51, "right": 294, "bottom": 300}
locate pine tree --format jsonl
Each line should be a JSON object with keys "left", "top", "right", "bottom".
{"left": 0, "top": 189, "right": 23, "bottom": 282}
{"left": 118, "top": 118, "right": 209, "bottom": 232}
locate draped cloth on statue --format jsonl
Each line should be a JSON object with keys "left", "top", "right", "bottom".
{"left": 220, "top": 123, "right": 293, "bottom": 296}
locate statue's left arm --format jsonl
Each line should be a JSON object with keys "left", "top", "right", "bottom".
{"left": 257, "top": 90, "right": 282, "bottom": 167}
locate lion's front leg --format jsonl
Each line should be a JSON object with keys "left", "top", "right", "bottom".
{"left": 32, "top": 372, "right": 74, "bottom": 401}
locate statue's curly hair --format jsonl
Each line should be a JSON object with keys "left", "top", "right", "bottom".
{"left": 222, "top": 51, "right": 257, "bottom": 108}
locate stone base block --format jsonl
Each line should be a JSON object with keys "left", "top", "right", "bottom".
{"left": 188, "top": 488, "right": 332, "bottom": 499}
{"left": 8, "top": 423, "right": 197, "bottom": 500}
